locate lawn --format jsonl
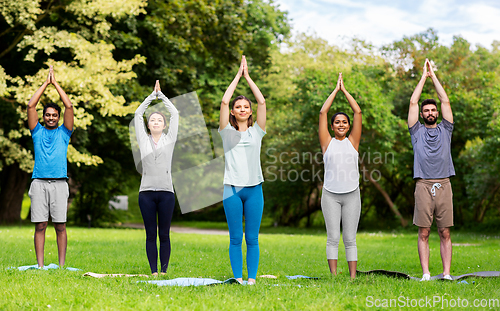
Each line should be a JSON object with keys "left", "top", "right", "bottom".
{"left": 0, "top": 226, "right": 499, "bottom": 310}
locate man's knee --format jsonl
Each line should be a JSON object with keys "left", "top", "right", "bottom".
{"left": 418, "top": 227, "right": 431, "bottom": 241}
{"left": 54, "top": 223, "right": 66, "bottom": 233}
{"left": 35, "top": 222, "right": 48, "bottom": 232}
{"left": 438, "top": 227, "right": 451, "bottom": 240}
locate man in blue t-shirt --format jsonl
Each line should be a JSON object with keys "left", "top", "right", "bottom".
{"left": 27, "top": 66, "right": 74, "bottom": 268}
{"left": 408, "top": 59, "right": 455, "bottom": 281}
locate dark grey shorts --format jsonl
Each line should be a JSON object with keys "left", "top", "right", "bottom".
{"left": 29, "top": 179, "right": 69, "bottom": 223}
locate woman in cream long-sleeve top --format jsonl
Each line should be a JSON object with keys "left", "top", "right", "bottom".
{"left": 135, "top": 80, "right": 179, "bottom": 276}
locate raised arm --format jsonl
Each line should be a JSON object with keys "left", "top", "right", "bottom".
{"left": 319, "top": 73, "right": 341, "bottom": 154}
{"left": 427, "top": 60, "right": 453, "bottom": 123}
{"left": 50, "top": 67, "right": 74, "bottom": 131}
{"left": 342, "top": 77, "right": 362, "bottom": 151}
{"left": 408, "top": 59, "right": 429, "bottom": 127}
{"left": 134, "top": 84, "right": 157, "bottom": 144}
{"left": 220, "top": 57, "right": 244, "bottom": 130}
{"left": 27, "top": 68, "right": 51, "bottom": 130}
{"left": 242, "top": 56, "right": 266, "bottom": 131}
{"left": 156, "top": 81, "right": 179, "bottom": 142}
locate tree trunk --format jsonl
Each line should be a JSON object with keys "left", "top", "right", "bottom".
{"left": 0, "top": 163, "right": 30, "bottom": 223}
{"left": 475, "top": 184, "right": 500, "bottom": 223}
{"left": 360, "top": 161, "right": 408, "bottom": 227}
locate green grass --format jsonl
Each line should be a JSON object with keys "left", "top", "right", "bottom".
{"left": 1, "top": 226, "right": 499, "bottom": 310}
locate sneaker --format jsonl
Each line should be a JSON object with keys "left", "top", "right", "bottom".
{"left": 421, "top": 273, "right": 431, "bottom": 281}
{"left": 443, "top": 275, "right": 453, "bottom": 280}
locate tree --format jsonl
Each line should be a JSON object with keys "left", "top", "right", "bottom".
{"left": 260, "top": 34, "right": 405, "bottom": 226}
{"left": 0, "top": 0, "right": 146, "bottom": 223}
{"left": 110, "top": 0, "right": 290, "bottom": 125}
{"left": 0, "top": 0, "right": 291, "bottom": 224}
{"left": 383, "top": 29, "right": 500, "bottom": 226}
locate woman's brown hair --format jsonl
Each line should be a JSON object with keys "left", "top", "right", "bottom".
{"left": 229, "top": 95, "right": 253, "bottom": 130}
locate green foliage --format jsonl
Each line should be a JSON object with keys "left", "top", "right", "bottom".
{"left": 1, "top": 2, "right": 498, "bottom": 229}
{"left": 68, "top": 113, "right": 139, "bottom": 226}
{"left": 0, "top": 0, "right": 147, "bottom": 222}
{"left": 111, "top": 0, "right": 290, "bottom": 127}
{"left": 261, "top": 34, "right": 402, "bottom": 226}
{"left": 256, "top": 29, "right": 500, "bottom": 228}
{"left": 383, "top": 28, "right": 500, "bottom": 226}
{"left": 0, "top": 0, "right": 290, "bottom": 223}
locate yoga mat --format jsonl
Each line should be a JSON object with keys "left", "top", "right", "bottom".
{"left": 139, "top": 278, "right": 243, "bottom": 287}
{"left": 143, "top": 275, "right": 320, "bottom": 286}
{"left": 357, "top": 269, "right": 500, "bottom": 281}
{"left": 10, "top": 264, "right": 80, "bottom": 271}
{"left": 83, "top": 272, "right": 150, "bottom": 278}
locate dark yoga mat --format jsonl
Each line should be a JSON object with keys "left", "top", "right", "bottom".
{"left": 357, "top": 269, "right": 500, "bottom": 281}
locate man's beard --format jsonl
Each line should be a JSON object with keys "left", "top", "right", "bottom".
{"left": 423, "top": 115, "right": 437, "bottom": 125}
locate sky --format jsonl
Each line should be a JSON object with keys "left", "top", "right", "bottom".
{"left": 273, "top": 0, "right": 500, "bottom": 49}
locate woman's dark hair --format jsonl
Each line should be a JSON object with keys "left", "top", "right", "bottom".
{"left": 147, "top": 111, "right": 167, "bottom": 125}
{"left": 331, "top": 112, "right": 350, "bottom": 126}
{"left": 229, "top": 95, "right": 253, "bottom": 130}
{"left": 43, "top": 103, "right": 61, "bottom": 116}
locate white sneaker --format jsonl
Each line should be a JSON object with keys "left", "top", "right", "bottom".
{"left": 443, "top": 275, "right": 453, "bottom": 280}
{"left": 421, "top": 273, "right": 431, "bottom": 281}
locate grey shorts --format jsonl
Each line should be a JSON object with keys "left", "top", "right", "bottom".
{"left": 29, "top": 179, "right": 69, "bottom": 223}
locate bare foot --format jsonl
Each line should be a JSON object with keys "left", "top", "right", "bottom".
{"left": 152, "top": 272, "right": 158, "bottom": 277}
{"left": 248, "top": 278, "right": 256, "bottom": 285}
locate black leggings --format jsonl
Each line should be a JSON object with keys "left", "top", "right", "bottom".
{"left": 138, "top": 191, "right": 175, "bottom": 273}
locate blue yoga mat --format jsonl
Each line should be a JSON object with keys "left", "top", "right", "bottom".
{"left": 142, "top": 276, "right": 321, "bottom": 287}
{"left": 140, "top": 278, "right": 243, "bottom": 287}
{"left": 11, "top": 264, "right": 81, "bottom": 271}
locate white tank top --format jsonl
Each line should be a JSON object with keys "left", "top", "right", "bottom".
{"left": 323, "top": 137, "right": 359, "bottom": 193}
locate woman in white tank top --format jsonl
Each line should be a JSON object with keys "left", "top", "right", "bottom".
{"left": 318, "top": 73, "right": 362, "bottom": 279}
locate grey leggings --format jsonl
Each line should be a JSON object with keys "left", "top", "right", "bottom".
{"left": 321, "top": 187, "right": 361, "bottom": 261}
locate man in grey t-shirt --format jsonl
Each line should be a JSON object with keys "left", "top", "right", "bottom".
{"left": 408, "top": 59, "right": 454, "bottom": 281}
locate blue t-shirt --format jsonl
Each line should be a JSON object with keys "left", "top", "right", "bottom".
{"left": 31, "top": 122, "right": 72, "bottom": 179}
{"left": 409, "top": 118, "right": 455, "bottom": 179}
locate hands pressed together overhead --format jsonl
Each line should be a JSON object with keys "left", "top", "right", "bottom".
{"left": 46, "top": 66, "right": 56, "bottom": 85}
{"left": 422, "top": 58, "right": 436, "bottom": 79}
{"left": 237, "top": 55, "right": 249, "bottom": 78}
{"left": 154, "top": 79, "right": 161, "bottom": 95}
{"left": 334, "top": 73, "right": 347, "bottom": 93}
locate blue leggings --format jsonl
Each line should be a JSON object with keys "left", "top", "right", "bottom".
{"left": 138, "top": 191, "right": 175, "bottom": 274}
{"left": 223, "top": 184, "right": 264, "bottom": 279}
